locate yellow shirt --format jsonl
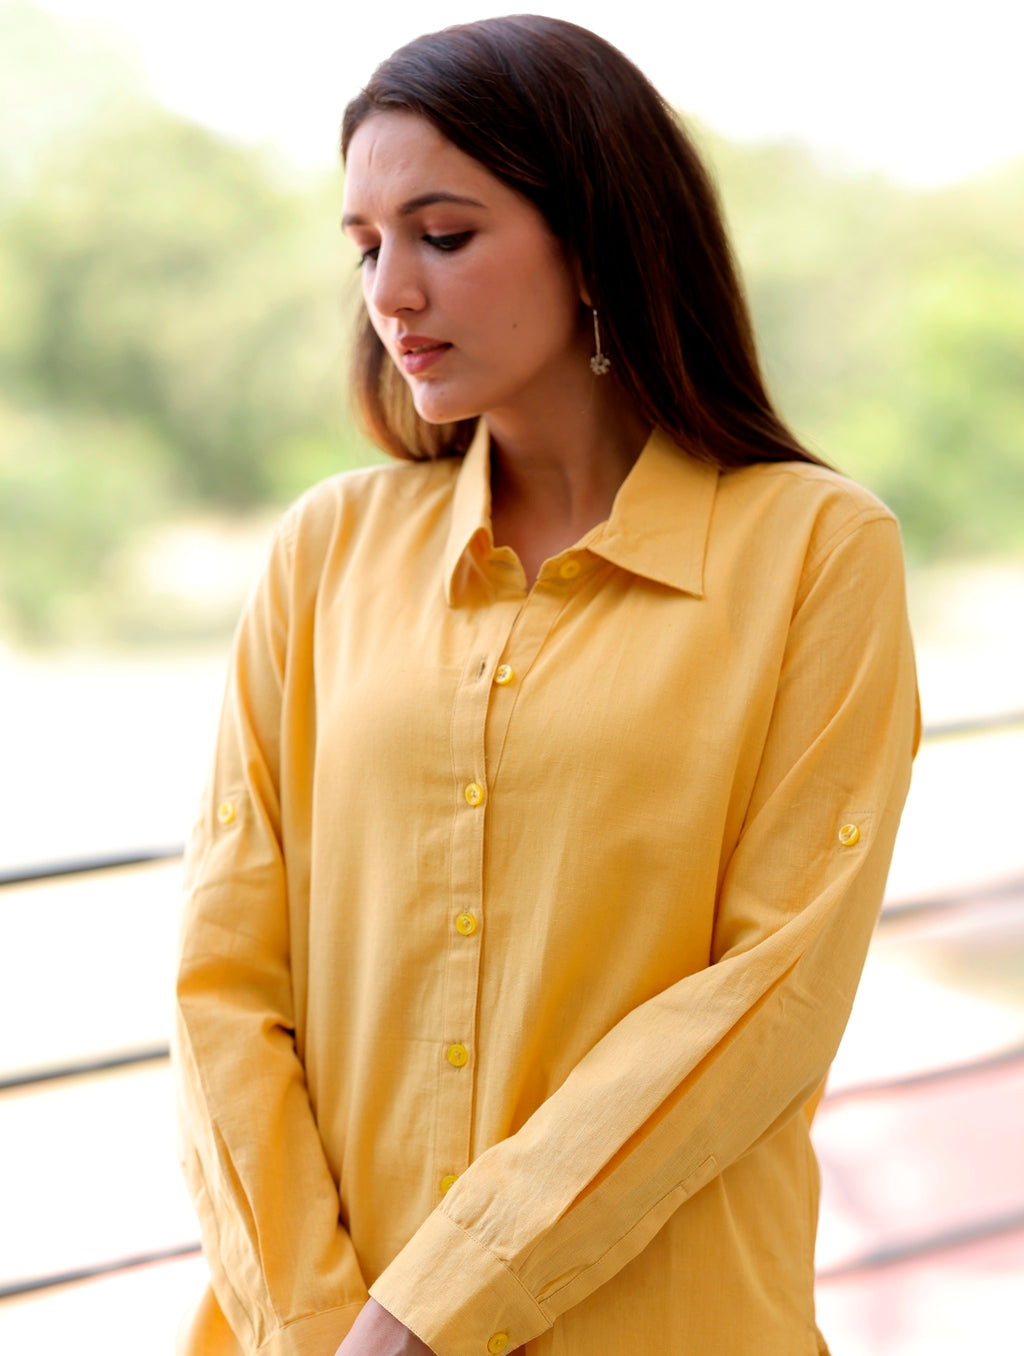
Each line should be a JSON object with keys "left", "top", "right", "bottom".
{"left": 174, "top": 424, "right": 918, "bottom": 1356}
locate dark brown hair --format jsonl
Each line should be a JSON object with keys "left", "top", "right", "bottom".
{"left": 342, "top": 15, "right": 822, "bottom": 468}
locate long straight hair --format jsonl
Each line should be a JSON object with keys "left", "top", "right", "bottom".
{"left": 341, "top": 15, "right": 824, "bottom": 469}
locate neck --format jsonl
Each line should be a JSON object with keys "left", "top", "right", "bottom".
{"left": 485, "top": 379, "right": 650, "bottom": 584}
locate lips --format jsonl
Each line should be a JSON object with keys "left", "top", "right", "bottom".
{"left": 397, "top": 334, "right": 452, "bottom": 376}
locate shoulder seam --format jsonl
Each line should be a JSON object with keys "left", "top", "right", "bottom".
{"left": 803, "top": 506, "right": 900, "bottom": 587}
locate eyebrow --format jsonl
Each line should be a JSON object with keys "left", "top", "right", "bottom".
{"left": 341, "top": 192, "right": 487, "bottom": 229}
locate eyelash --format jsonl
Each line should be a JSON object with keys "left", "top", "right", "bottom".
{"left": 425, "top": 231, "right": 473, "bottom": 253}
{"left": 357, "top": 232, "right": 474, "bottom": 268}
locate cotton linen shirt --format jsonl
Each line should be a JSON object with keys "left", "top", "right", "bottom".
{"left": 174, "top": 424, "right": 918, "bottom": 1356}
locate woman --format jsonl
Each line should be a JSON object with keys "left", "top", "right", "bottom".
{"left": 174, "top": 16, "right": 918, "bottom": 1356}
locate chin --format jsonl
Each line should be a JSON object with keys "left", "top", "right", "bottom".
{"left": 410, "top": 389, "right": 482, "bottom": 427}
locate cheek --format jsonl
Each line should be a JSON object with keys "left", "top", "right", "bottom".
{"left": 519, "top": 277, "right": 586, "bottom": 350}
{"left": 520, "top": 247, "right": 583, "bottom": 331}
{"left": 364, "top": 291, "right": 389, "bottom": 345}
{"left": 479, "top": 264, "right": 574, "bottom": 342}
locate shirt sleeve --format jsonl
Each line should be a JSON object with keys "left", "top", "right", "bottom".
{"left": 369, "top": 510, "right": 919, "bottom": 1356}
{"left": 173, "top": 512, "right": 368, "bottom": 1356}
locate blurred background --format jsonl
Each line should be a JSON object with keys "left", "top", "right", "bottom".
{"left": 1, "top": 1, "right": 1022, "bottom": 1351}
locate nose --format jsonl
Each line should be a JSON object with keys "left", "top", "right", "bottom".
{"left": 366, "top": 240, "right": 426, "bottom": 318}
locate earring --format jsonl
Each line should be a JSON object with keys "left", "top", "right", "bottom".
{"left": 590, "top": 308, "right": 611, "bottom": 376}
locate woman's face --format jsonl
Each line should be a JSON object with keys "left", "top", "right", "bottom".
{"left": 342, "top": 112, "right": 590, "bottom": 427}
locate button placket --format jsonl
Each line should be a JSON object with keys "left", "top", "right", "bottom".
{"left": 435, "top": 604, "right": 520, "bottom": 1187}
{"left": 483, "top": 582, "right": 575, "bottom": 791}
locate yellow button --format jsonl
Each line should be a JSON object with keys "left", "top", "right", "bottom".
{"left": 440, "top": 1173, "right": 459, "bottom": 1195}
{"left": 456, "top": 912, "right": 478, "bottom": 936}
{"left": 494, "top": 663, "right": 514, "bottom": 686}
{"left": 838, "top": 823, "right": 861, "bottom": 847}
{"left": 559, "top": 558, "right": 581, "bottom": 579}
{"left": 446, "top": 1043, "right": 469, "bottom": 1068}
{"left": 487, "top": 1335, "right": 510, "bottom": 1355}
{"left": 216, "top": 801, "right": 235, "bottom": 825}
{"left": 464, "top": 782, "right": 484, "bottom": 807}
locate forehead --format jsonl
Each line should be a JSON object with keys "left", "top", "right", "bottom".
{"left": 342, "top": 111, "right": 501, "bottom": 215}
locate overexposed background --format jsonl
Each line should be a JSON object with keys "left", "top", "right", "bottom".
{"left": 19, "top": 0, "right": 1024, "bottom": 187}
{"left": 2, "top": 1, "right": 1023, "bottom": 1351}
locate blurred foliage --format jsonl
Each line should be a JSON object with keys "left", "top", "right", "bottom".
{"left": 705, "top": 133, "right": 1024, "bottom": 558}
{"left": 4, "top": 108, "right": 357, "bottom": 504}
{"left": 0, "top": 399, "right": 175, "bottom": 639}
{"left": 0, "top": 3, "right": 379, "bottom": 641}
{"left": 1, "top": 3, "right": 1022, "bottom": 643}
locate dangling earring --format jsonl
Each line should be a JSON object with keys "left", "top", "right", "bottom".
{"left": 590, "top": 308, "right": 611, "bottom": 376}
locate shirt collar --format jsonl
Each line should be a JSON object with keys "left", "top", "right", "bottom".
{"left": 587, "top": 428, "right": 717, "bottom": 596}
{"left": 443, "top": 421, "right": 498, "bottom": 605}
{"left": 444, "top": 422, "right": 719, "bottom": 603}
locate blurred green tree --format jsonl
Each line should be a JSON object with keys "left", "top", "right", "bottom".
{"left": 0, "top": 4, "right": 377, "bottom": 640}
{"left": 2, "top": 1, "right": 1022, "bottom": 642}
{"left": 708, "top": 135, "right": 1024, "bottom": 560}
{"left": 4, "top": 108, "right": 362, "bottom": 504}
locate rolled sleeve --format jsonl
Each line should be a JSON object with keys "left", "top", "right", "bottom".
{"left": 174, "top": 512, "right": 369, "bottom": 1354}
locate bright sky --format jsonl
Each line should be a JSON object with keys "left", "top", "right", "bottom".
{"left": 31, "top": 0, "right": 1024, "bottom": 185}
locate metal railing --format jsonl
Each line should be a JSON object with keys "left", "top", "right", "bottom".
{"left": 2, "top": 709, "right": 1022, "bottom": 1301}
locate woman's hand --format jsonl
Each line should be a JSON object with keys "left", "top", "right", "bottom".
{"left": 334, "top": 1298, "right": 437, "bottom": 1356}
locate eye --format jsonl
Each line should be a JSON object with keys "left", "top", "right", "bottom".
{"left": 356, "top": 245, "right": 380, "bottom": 269}
{"left": 424, "top": 232, "right": 473, "bottom": 253}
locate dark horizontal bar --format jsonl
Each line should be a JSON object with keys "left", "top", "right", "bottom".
{"left": 823, "top": 1041, "right": 1024, "bottom": 1105}
{"left": 817, "top": 1207, "right": 1024, "bottom": 1280}
{"left": 879, "top": 871, "right": 1024, "bottom": 926}
{"left": 0, "top": 1241, "right": 203, "bottom": 1302}
{"left": 6, "top": 1025, "right": 1022, "bottom": 1112}
{"left": 0, "top": 846, "right": 184, "bottom": 889}
{"left": 921, "top": 708, "right": 1024, "bottom": 740}
{"left": 6, "top": 852, "right": 1018, "bottom": 923}
{"left": 7, "top": 1205, "right": 1024, "bottom": 1302}
{"left": 0, "top": 707, "right": 1020, "bottom": 892}
{"left": 0, "top": 1045, "right": 170, "bottom": 1093}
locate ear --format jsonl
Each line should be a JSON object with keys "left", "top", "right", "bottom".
{"left": 571, "top": 256, "right": 593, "bottom": 308}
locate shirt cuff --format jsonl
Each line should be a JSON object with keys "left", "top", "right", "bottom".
{"left": 369, "top": 1210, "right": 550, "bottom": 1356}
{"left": 256, "top": 1300, "right": 366, "bottom": 1355}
